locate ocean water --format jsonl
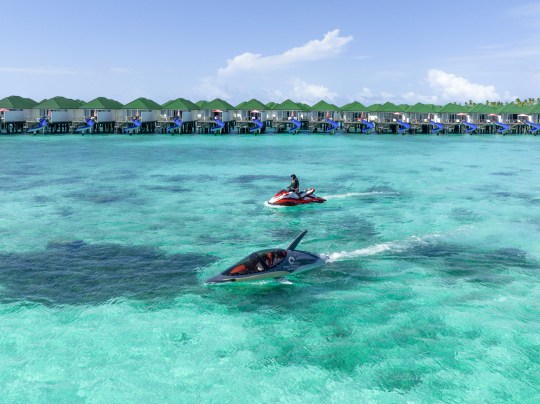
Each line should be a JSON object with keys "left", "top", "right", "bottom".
{"left": 1, "top": 133, "right": 539, "bottom": 402}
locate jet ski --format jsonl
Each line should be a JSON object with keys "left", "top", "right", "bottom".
{"left": 268, "top": 188, "right": 326, "bottom": 206}
{"left": 205, "top": 230, "right": 324, "bottom": 284}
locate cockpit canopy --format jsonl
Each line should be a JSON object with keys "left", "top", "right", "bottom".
{"left": 224, "top": 249, "right": 287, "bottom": 276}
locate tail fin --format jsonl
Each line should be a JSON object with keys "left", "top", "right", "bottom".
{"left": 287, "top": 230, "right": 307, "bottom": 251}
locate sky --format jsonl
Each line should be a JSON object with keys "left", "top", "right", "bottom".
{"left": 1, "top": 0, "right": 540, "bottom": 106}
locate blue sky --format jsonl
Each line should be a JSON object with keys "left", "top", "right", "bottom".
{"left": 2, "top": 0, "right": 540, "bottom": 105}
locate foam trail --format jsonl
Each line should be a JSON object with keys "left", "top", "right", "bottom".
{"left": 321, "top": 242, "right": 398, "bottom": 262}
{"left": 263, "top": 201, "right": 287, "bottom": 209}
{"left": 321, "top": 234, "right": 440, "bottom": 263}
{"left": 323, "top": 191, "right": 398, "bottom": 200}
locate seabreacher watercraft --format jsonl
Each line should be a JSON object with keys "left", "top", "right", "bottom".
{"left": 268, "top": 188, "right": 326, "bottom": 206}
{"left": 205, "top": 230, "right": 324, "bottom": 284}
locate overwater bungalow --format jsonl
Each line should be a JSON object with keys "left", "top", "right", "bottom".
{"left": 78, "top": 97, "right": 124, "bottom": 134}
{"left": 368, "top": 102, "right": 400, "bottom": 123}
{"left": 160, "top": 98, "right": 199, "bottom": 134}
{"left": 234, "top": 99, "right": 269, "bottom": 134}
{"left": 269, "top": 99, "right": 307, "bottom": 133}
{"left": 401, "top": 103, "right": 443, "bottom": 134}
{"left": 524, "top": 104, "right": 540, "bottom": 134}
{"left": 468, "top": 104, "right": 495, "bottom": 124}
{"left": 366, "top": 104, "right": 382, "bottom": 122}
{"left": 0, "top": 95, "right": 39, "bottom": 133}
{"left": 121, "top": 97, "right": 162, "bottom": 134}
{"left": 368, "top": 102, "right": 410, "bottom": 134}
{"left": 438, "top": 103, "right": 468, "bottom": 124}
{"left": 528, "top": 104, "right": 540, "bottom": 124}
{"left": 265, "top": 101, "right": 278, "bottom": 110}
{"left": 308, "top": 100, "right": 340, "bottom": 133}
{"left": 197, "top": 98, "right": 235, "bottom": 134}
{"left": 436, "top": 103, "right": 468, "bottom": 134}
{"left": 33, "top": 96, "right": 84, "bottom": 134}
{"left": 341, "top": 101, "right": 370, "bottom": 133}
{"left": 497, "top": 103, "right": 531, "bottom": 134}
{"left": 406, "top": 103, "right": 440, "bottom": 124}
{"left": 498, "top": 103, "right": 520, "bottom": 123}
{"left": 463, "top": 104, "right": 502, "bottom": 134}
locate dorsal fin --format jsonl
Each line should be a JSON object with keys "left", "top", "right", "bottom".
{"left": 287, "top": 230, "right": 307, "bottom": 251}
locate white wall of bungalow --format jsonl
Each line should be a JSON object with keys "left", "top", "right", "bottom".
{"left": 234, "top": 109, "right": 268, "bottom": 121}
{"left": 271, "top": 110, "right": 303, "bottom": 121}
{"left": 367, "top": 111, "right": 383, "bottom": 122}
{"left": 385, "top": 111, "right": 399, "bottom": 121}
{"left": 81, "top": 109, "right": 123, "bottom": 123}
{"left": 307, "top": 110, "right": 339, "bottom": 121}
{"left": 119, "top": 108, "right": 161, "bottom": 123}
{"left": 39, "top": 108, "right": 80, "bottom": 123}
{"left": 161, "top": 109, "right": 197, "bottom": 122}
{"left": 406, "top": 112, "right": 440, "bottom": 124}
{"left": 343, "top": 111, "right": 366, "bottom": 122}
{"left": 501, "top": 112, "right": 529, "bottom": 124}
{"left": 199, "top": 109, "right": 232, "bottom": 121}
{"left": 3, "top": 108, "right": 40, "bottom": 123}
{"left": 468, "top": 112, "right": 501, "bottom": 124}
{"left": 438, "top": 112, "right": 471, "bottom": 124}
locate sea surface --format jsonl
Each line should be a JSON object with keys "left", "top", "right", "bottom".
{"left": 1, "top": 133, "right": 539, "bottom": 402}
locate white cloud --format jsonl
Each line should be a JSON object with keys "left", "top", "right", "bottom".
{"left": 197, "top": 77, "right": 232, "bottom": 100}
{"left": 218, "top": 29, "right": 352, "bottom": 76}
{"left": 400, "top": 91, "right": 438, "bottom": 104}
{"left": 290, "top": 78, "right": 337, "bottom": 103}
{"left": 426, "top": 69, "right": 500, "bottom": 102}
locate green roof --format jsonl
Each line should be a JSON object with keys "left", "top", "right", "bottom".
{"left": 299, "top": 103, "right": 311, "bottom": 112}
{"left": 367, "top": 103, "right": 382, "bottom": 112}
{"left": 79, "top": 97, "right": 123, "bottom": 109}
{"left": 123, "top": 97, "right": 161, "bottom": 110}
{"left": 200, "top": 98, "right": 235, "bottom": 110}
{"left": 265, "top": 101, "right": 278, "bottom": 109}
{"left": 498, "top": 103, "right": 526, "bottom": 114}
{"left": 527, "top": 104, "right": 540, "bottom": 114}
{"left": 397, "top": 104, "right": 410, "bottom": 112}
{"left": 377, "top": 102, "right": 401, "bottom": 112}
{"left": 521, "top": 105, "right": 534, "bottom": 114}
{"left": 0, "top": 95, "right": 38, "bottom": 109}
{"left": 407, "top": 103, "right": 440, "bottom": 113}
{"left": 236, "top": 98, "right": 268, "bottom": 110}
{"left": 468, "top": 104, "right": 499, "bottom": 114}
{"left": 272, "top": 99, "right": 306, "bottom": 111}
{"left": 310, "top": 100, "right": 339, "bottom": 111}
{"left": 438, "top": 103, "right": 468, "bottom": 113}
{"left": 162, "top": 97, "right": 199, "bottom": 110}
{"left": 341, "top": 101, "right": 367, "bottom": 112}
{"left": 34, "top": 96, "right": 83, "bottom": 109}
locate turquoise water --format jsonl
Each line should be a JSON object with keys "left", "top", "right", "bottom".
{"left": 1, "top": 133, "right": 539, "bottom": 402}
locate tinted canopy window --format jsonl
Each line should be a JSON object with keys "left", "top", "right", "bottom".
{"left": 224, "top": 249, "right": 287, "bottom": 276}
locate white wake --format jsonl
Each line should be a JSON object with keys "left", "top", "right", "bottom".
{"left": 321, "top": 234, "right": 440, "bottom": 263}
{"left": 323, "top": 191, "right": 399, "bottom": 200}
{"left": 263, "top": 201, "right": 287, "bottom": 208}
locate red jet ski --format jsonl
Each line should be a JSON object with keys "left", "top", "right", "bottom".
{"left": 268, "top": 188, "right": 326, "bottom": 206}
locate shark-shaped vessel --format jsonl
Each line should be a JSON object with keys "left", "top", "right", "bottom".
{"left": 205, "top": 230, "right": 324, "bottom": 284}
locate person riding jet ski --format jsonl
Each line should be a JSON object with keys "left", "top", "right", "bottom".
{"left": 289, "top": 174, "right": 300, "bottom": 196}
{"left": 267, "top": 175, "right": 326, "bottom": 206}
